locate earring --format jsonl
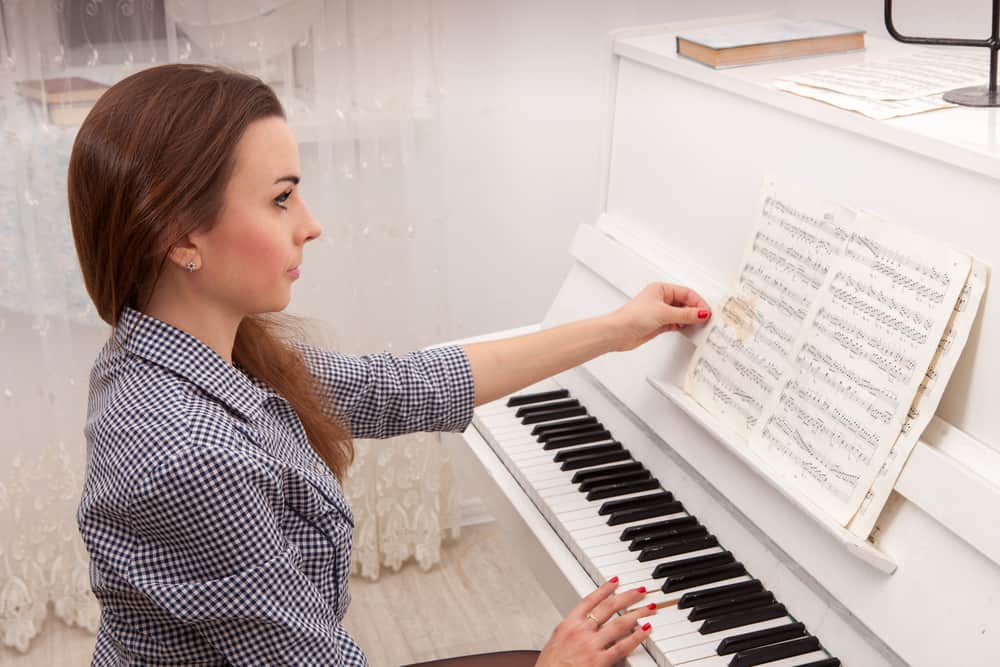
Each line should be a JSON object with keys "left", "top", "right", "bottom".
{"left": 186, "top": 260, "right": 197, "bottom": 272}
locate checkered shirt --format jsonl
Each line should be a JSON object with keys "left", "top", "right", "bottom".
{"left": 77, "top": 306, "right": 475, "bottom": 665}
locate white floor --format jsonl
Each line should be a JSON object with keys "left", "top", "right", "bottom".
{"left": 0, "top": 522, "right": 563, "bottom": 667}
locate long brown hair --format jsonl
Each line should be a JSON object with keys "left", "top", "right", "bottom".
{"left": 68, "top": 63, "right": 354, "bottom": 479}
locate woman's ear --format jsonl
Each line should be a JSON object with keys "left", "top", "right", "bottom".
{"left": 167, "top": 241, "right": 200, "bottom": 271}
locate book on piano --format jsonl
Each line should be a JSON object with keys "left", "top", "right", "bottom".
{"left": 676, "top": 18, "right": 865, "bottom": 69}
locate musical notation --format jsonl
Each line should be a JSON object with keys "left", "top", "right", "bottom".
{"left": 746, "top": 208, "right": 971, "bottom": 525}
{"left": 685, "top": 177, "right": 974, "bottom": 527}
{"left": 847, "top": 259, "right": 985, "bottom": 538}
{"left": 685, "top": 178, "right": 855, "bottom": 441}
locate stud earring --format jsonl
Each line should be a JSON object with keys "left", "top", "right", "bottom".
{"left": 186, "top": 260, "right": 197, "bottom": 272}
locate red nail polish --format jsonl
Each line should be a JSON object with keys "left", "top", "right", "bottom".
{"left": 610, "top": 576, "right": 619, "bottom": 584}
{"left": 647, "top": 603, "right": 657, "bottom": 610}
{"left": 698, "top": 309, "right": 709, "bottom": 319}
{"left": 642, "top": 623, "right": 652, "bottom": 632}
{"left": 637, "top": 586, "right": 647, "bottom": 593}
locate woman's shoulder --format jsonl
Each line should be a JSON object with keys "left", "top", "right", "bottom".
{"left": 83, "top": 346, "right": 270, "bottom": 496}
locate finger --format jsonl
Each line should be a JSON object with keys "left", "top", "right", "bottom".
{"left": 603, "top": 621, "right": 653, "bottom": 665}
{"left": 663, "top": 304, "right": 710, "bottom": 326}
{"left": 591, "top": 585, "right": 648, "bottom": 623}
{"left": 597, "top": 604, "right": 656, "bottom": 645}
{"left": 682, "top": 287, "right": 710, "bottom": 309}
{"left": 661, "top": 284, "right": 708, "bottom": 309}
{"left": 573, "top": 576, "right": 619, "bottom": 620}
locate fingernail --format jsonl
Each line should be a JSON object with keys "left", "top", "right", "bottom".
{"left": 610, "top": 576, "right": 619, "bottom": 584}
{"left": 647, "top": 603, "right": 656, "bottom": 610}
{"left": 637, "top": 586, "right": 647, "bottom": 594}
{"left": 698, "top": 309, "right": 709, "bottom": 319}
{"left": 642, "top": 623, "right": 652, "bottom": 632}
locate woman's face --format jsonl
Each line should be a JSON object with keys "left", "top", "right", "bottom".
{"left": 192, "top": 116, "right": 322, "bottom": 315}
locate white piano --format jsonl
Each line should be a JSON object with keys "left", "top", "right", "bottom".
{"left": 444, "top": 16, "right": 1000, "bottom": 667}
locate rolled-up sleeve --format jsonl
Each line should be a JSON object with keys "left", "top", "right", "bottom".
{"left": 296, "top": 342, "right": 475, "bottom": 439}
{"left": 127, "top": 446, "right": 357, "bottom": 666}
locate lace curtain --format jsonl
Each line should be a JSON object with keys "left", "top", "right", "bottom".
{"left": 0, "top": 0, "right": 461, "bottom": 653}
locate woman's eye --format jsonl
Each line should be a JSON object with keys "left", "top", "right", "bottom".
{"left": 274, "top": 190, "right": 292, "bottom": 209}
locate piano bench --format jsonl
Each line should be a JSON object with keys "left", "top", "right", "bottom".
{"left": 401, "top": 650, "right": 541, "bottom": 667}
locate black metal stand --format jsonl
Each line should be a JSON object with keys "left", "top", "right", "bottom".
{"left": 885, "top": 0, "right": 1000, "bottom": 106}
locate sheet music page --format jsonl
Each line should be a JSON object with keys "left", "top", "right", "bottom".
{"left": 683, "top": 178, "right": 856, "bottom": 439}
{"left": 776, "top": 48, "right": 988, "bottom": 100}
{"left": 773, "top": 80, "right": 954, "bottom": 120}
{"left": 749, "top": 212, "right": 971, "bottom": 524}
{"left": 848, "top": 259, "right": 988, "bottom": 537}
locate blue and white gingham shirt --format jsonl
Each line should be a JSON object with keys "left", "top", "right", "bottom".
{"left": 77, "top": 306, "right": 475, "bottom": 665}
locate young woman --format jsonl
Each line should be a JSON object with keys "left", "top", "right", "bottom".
{"left": 70, "top": 63, "right": 711, "bottom": 666}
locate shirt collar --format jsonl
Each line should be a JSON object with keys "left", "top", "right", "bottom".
{"left": 115, "top": 306, "right": 276, "bottom": 422}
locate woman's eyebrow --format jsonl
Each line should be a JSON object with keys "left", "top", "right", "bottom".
{"left": 274, "top": 175, "right": 300, "bottom": 185}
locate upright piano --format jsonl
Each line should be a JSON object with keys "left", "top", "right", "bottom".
{"left": 445, "top": 15, "right": 1000, "bottom": 667}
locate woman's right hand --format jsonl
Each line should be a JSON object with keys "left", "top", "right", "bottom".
{"left": 535, "top": 577, "right": 657, "bottom": 667}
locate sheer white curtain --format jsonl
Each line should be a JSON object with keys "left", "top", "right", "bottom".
{"left": 0, "top": 0, "right": 460, "bottom": 653}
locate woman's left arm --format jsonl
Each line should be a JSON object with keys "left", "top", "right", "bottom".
{"left": 463, "top": 282, "right": 710, "bottom": 406}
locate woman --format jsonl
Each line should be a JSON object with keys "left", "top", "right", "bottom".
{"left": 70, "top": 63, "right": 711, "bottom": 666}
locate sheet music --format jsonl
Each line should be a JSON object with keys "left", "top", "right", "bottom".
{"left": 750, "top": 212, "right": 971, "bottom": 524}
{"left": 848, "top": 259, "right": 988, "bottom": 537}
{"left": 776, "top": 48, "right": 988, "bottom": 100}
{"left": 773, "top": 80, "right": 954, "bottom": 120}
{"left": 684, "top": 178, "right": 856, "bottom": 439}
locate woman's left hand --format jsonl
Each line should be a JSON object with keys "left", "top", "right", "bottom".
{"left": 608, "top": 282, "right": 711, "bottom": 352}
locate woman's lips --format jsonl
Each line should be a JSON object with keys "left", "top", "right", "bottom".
{"left": 287, "top": 267, "right": 300, "bottom": 278}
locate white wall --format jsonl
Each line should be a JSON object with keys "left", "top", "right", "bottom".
{"left": 433, "top": 0, "right": 994, "bottom": 340}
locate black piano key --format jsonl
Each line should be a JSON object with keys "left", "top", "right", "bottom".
{"left": 652, "top": 551, "right": 734, "bottom": 579}
{"left": 598, "top": 490, "right": 674, "bottom": 516}
{"left": 620, "top": 515, "right": 699, "bottom": 541}
{"left": 628, "top": 523, "right": 707, "bottom": 550}
{"left": 515, "top": 399, "right": 579, "bottom": 418}
{"left": 608, "top": 500, "right": 684, "bottom": 525}
{"left": 716, "top": 622, "right": 806, "bottom": 655}
{"left": 553, "top": 442, "right": 623, "bottom": 463}
{"left": 638, "top": 535, "right": 719, "bottom": 561}
{"left": 560, "top": 450, "right": 630, "bottom": 471}
{"left": 663, "top": 562, "right": 748, "bottom": 593}
{"left": 522, "top": 406, "right": 587, "bottom": 425}
{"left": 537, "top": 420, "right": 603, "bottom": 441}
{"left": 698, "top": 602, "right": 786, "bottom": 634}
{"left": 586, "top": 478, "right": 660, "bottom": 501}
{"left": 689, "top": 591, "right": 775, "bottom": 621}
{"left": 792, "top": 659, "right": 840, "bottom": 667}
{"left": 728, "top": 635, "right": 821, "bottom": 667}
{"left": 678, "top": 580, "right": 764, "bottom": 609}
{"left": 532, "top": 416, "right": 596, "bottom": 436}
{"left": 578, "top": 468, "right": 651, "bottom": 492}
{"left": 543, "top": 429, "right": 613, "bottom": 450}
{"left": 571, "top": 462, "right": 643, "bottom": 484}
{"left": 506, "top": 389, "right": 569, "bottom": 407}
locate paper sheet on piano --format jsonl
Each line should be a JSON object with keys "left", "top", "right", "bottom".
{"left": 684, "top": 176, "right": 978, "bottom": 528}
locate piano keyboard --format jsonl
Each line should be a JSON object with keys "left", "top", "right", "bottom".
{"left": 475, "top": 381, "right": 842, "bottom": 667}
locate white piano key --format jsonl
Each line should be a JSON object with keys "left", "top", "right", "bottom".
{"left": 641, "top": 575, "right": 752, "bottom": 608}
{"left": 674, "top": 655, "right": 728, "bottom": 667}
{"left": 665, "top": 638, "right": 724, "bottom": 664}
{"left": 570, "top": 512, "right": 689, "bottom": 541}
{"left": 656, "top": 616, "right": 792, "bottom": 651}
{"left": 563, "top": 507, "right": 683, "bottom": 532}
{"left": 748, "top": 650, "right": 829, "bottom": 666}
{"left": 596, "top": 546, "right": 727, "bottom": 582}
{"left": 549, "top": 490, "right": 667, "bottom": 514}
